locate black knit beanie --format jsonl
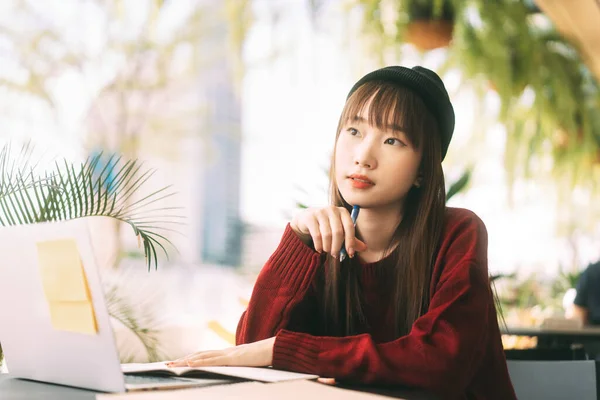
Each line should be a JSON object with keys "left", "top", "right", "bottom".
{"left": 346, "top": 66, "right": 455, "bottom": 161}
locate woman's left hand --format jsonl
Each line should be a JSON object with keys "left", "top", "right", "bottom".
{"left": 166, "top": 337, "right": 275, "bottom": 368}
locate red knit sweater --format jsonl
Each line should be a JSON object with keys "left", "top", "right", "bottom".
{"left": 236, "top": 207, "right": 517, "bottom": 399}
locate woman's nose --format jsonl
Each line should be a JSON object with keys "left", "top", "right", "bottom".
{"left": 353, "top": 141, "right": 377, "bottom": 169}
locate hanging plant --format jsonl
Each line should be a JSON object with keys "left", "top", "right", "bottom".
{"left": 404, "top": 0, "right": 454, "bottom": 50}
{"left": 353, "top": 0, "right": 600, "bottom": 190}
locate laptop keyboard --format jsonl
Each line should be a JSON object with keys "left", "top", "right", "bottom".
{"left": 125, "top": 374, "right": 194, "bottom": 385}
{"left": 124, "top": 374, "right": 237, "bottom": 389}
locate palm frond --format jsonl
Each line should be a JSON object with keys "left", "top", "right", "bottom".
{"left": 0, "top": 142, "right": 48, "bottom": 199}
{"left": 104, "top": 283, "right": 166, "bottom": 363}
{"left": 0, "top": 144, "right": 183, "bottom": 270}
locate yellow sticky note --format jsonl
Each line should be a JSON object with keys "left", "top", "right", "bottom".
{"left": 37, "top": 239, "right": 89, "bottom": 302}
{"left": 48, "top": 302, "right": 98, "bottom": 334}
{"left": 36, "top": 238, "right": 98, "bottom": 335}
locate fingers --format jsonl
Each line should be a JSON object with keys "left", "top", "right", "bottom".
{"left": 354, "top": 238, "right": 368, "bottom": 252}
{"left": 186, "top": 351, "right": 232, "bottom": 367}
{"left": 328, "top": 209, "right": 345, "bottom": 257}
{"left": 166, "top": 359, "right": 188, "bottom": 367}
{"left": 295, "top": 206, "right": 365, "bottom": 257}
{"left": 167, "top": 353, "right": 201, "bottom": 367}
{"left": 340, "top": 209, "right": 356, "bottom": 257}
{"left": 185, "top": 351, "right": 223, "bottom": 362}
{"left": 165, "top": 341, "right": 272, "bottom": 368}
{"left": 166, "top": 351, "right": 231, "bottom": 368}
{"left": 166, "top": 351, "right": 219, "bottom": 367}
{"left": 317, "top": 377, "right": 336, "bottom": 385}
{"left": 304, "top": 214, "right": 323, "bottom": 252}
{"left": 187, "top": 357, "right": 228, "bottom": 367}
{"left": 316, "top": 210, "right": 332, "bottom": 256}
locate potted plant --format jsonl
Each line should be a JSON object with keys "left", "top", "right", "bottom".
{"left": 352, "top": 0, "right": 600, "bottom": 189}
{"left": 404, "top": 0, "right": 454, "bottom": 51}
{"left": 0, "top": 142, "right": 181, "bottom": 367}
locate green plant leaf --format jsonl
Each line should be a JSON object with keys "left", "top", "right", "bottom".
{"left": 0, "top": 143, "right": 182, "bottom": 271}
{"left": 351, "top": 0, "right": 600, "bottom": 192}
{"left": 104, "top": 283, "right": 166, "bottom": 362}
{"left": 446, "top": 168, "right": 471, "bottom": 201}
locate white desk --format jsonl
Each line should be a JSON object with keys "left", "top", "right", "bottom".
{"left": 0, "top": 374, "right": 437, "bottom": 400}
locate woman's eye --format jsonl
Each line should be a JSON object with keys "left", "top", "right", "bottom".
{"left": 385, "top": 138, "right": 405, "bottom": 146}
{"left": 347, "top": 128, "right": 360, "bottom": 136}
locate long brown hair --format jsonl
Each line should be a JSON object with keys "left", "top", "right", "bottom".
{"left": 320, "top": 81, "right": 446, "bottom": 338}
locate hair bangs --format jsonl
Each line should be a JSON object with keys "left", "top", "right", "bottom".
{"left": 341, "top": 81, "right": 435, "bottom": 150}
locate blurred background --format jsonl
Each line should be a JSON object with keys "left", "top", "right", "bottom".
{"left": 1, "top": 0, "right": 600, "bottom": 366}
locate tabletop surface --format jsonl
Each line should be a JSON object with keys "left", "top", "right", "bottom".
{"left": 0, "top": 374, "right": 100, "bottom": 400}
{"left": 503, "top": 325, "right": 600, "bottom": 336}
{"left": 0, "top": 373, "right": 437, "bottom": 400}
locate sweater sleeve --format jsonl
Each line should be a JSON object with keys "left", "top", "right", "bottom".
{"left": 236, "top": 224, "right": 323, "bottom": 345}
{"left": 272, "top": 212, "right": 493, "bottom": 396}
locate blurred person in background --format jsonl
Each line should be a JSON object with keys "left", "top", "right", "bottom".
{"left": 568, "top": 260, "right": 600, "bottom": 326}
{"left": 565, "top": 259, "right": 600, "bottom": 360}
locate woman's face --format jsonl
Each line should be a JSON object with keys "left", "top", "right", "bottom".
{"left": 335, "top": 99, "right": 422, "bottom": 211}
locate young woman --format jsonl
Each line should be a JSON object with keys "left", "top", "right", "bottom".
{"left": 169, "top": 66, "right": 517, "bottom": 399}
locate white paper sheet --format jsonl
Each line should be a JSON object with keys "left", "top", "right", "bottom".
{"left": 121, "top": 362, "right": 319, "bottom": 383}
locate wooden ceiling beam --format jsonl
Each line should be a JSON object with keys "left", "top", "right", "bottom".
{"left": 535, "top": 0, "right": 600, "bottom": 81}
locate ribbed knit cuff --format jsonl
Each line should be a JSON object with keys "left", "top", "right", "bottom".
{"left": 272, "top": 329, "right": 320, "bottom": 374}
{"left": 259, "top": 224, "right": 322, "bottom": 294}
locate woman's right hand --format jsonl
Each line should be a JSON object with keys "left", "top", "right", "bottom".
{"left": 290, "top": 206, "right": 367, "bottom": 258}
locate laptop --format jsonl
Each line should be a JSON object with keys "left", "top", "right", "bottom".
{"left": 0, "top": 219, "right": 235, "bottom": 392}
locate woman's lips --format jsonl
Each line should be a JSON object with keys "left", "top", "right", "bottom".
{"left": 348, "top": 175, "right": 375, "bottom": 189}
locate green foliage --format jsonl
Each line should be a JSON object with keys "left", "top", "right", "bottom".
{"left": 0, "top": 142, "right": 182, "bottom": 366}
{"left": 497, "top": 273, "right": 548, "bottom": 310}
{"left": 550, "top": 265, "right": 581, "bottom": 299}
{"left": 446, "top": 167, "right": 471, "bottom": 201}
{"left": 104, "top": 282, "right": 166, "bottom": 362}
{"left": 0, "top": 143, "right": 182, "bottom": 270}
{"left": 352, "top": 0, "right": 600, "bottom": 189}
{"left": 496, "top": 270, "right": 581, "bottom": 318}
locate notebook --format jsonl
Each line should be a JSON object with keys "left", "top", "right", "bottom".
{"left": 121, "top": 362, "right": 319, "bottom": 383}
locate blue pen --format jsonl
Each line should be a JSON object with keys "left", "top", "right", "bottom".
{"left": 339, "top": 205, "right": 360, "bottom": 262}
